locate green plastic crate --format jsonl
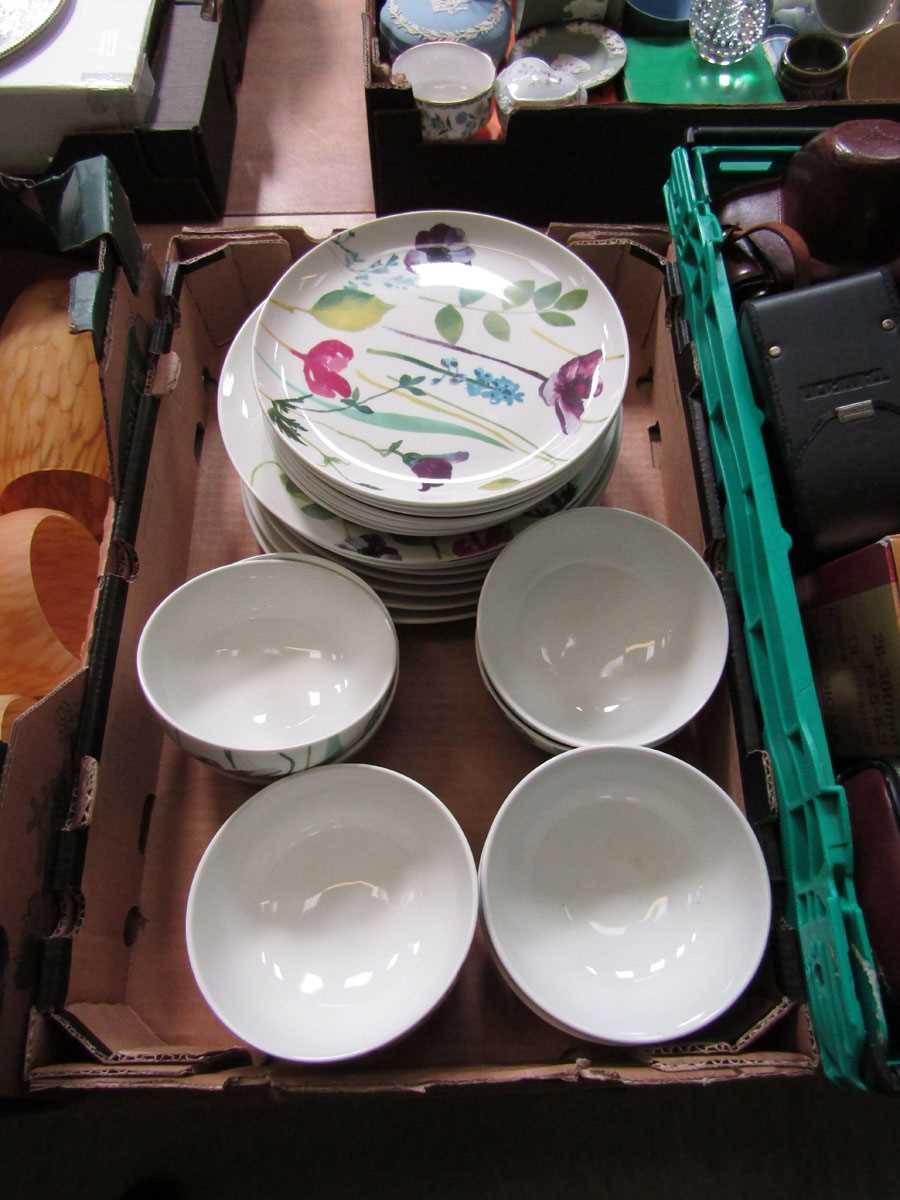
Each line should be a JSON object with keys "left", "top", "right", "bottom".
{"left": 664, "top": 141, "right": 896, "bottom": 1091}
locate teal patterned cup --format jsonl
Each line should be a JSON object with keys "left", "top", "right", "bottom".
{"left": 392, "top": 41, "right": 496, "bottom": 142}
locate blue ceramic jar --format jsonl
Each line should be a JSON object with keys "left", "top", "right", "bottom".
{"left": 379, "top": 0, "right": 514, "bottom": 66}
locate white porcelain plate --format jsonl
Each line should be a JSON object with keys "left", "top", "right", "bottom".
{"left": 252, "top": 211, "right": 628, "bottom": 511}
{"left": 240, "top": 492, "right": 482, "bottom": 624}
{"left": 187, "top": 764, "right": 478, "bottom": 1062}
{"left": 0, "top": 0, "right": 66, "bottom": 61}
{"left": 222, "top": 305, "right": 623, "bottom": 570}
{"left": 509, "top": 22, "right": 627, "bottom": 90}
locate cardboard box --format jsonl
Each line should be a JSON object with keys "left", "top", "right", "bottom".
{"left": 174, "top": 0, "right": 253, "bottom": 89}
{"left": 0, "top": 0, "right": 161, "bottom": 176}
{"left": 0, "top": 203, "right": 817, "bottom": 1098}
{"left": 363, "top": 0, "right": 900, "bottom": 225}
{"left": 50, "top": 2, "right": 241, "bottom": 221}
{"left": 802, "top": 536, "right": 900, "bottom": 759}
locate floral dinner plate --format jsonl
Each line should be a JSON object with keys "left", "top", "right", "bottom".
{"left": 252, "top": 211, "right": 628, "bottom": 512}
{"left": 221, "top": 304, "right": 622, "bottom": 571}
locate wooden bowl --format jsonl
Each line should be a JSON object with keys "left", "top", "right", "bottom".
{"left": 0, "top": 468, "right": 111, "bottom": 541}
{"left": 0, "top": 276, "right": 110, "bottom": 537}
{"left": 0, "top": 507, "right": 100, "bottom": 698}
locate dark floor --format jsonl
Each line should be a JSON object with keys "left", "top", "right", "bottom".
{"left": 2, "top": 1075, "right": 900, "bottom": 1199}
{"left": 3, "top": 2, "right": 900, "bottom": 1194}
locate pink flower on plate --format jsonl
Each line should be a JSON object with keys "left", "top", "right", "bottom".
{"left": 289, "top": 338, "right": 354, "bottom": 399}
{"left": 539, "top": 349, "right": 604, "bottom": 435}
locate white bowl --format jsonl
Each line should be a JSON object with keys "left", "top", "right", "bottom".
{"left": 475, "top": 644, "right": 567, "bottom": 756}
{"left": 476, "top": 507, "right": 729, "bottom": 748}
{"left": 137, "top": 555, "right": 398, "bottom": 780}
{"left": 186, "top": 764, "right": 478, "bottom": 1062}
{"left": 479, "top": 746, "right": 771, "bottom": 1045}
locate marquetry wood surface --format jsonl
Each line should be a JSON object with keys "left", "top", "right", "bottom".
{"left": 0, "top": 276, "right": 111, "bottom": 537}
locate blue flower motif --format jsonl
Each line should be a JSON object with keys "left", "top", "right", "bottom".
{"left": 491, "top": 376, "right": 525, "bottom": 406}
{"left": 464, "top": 368, "right": 524, "bottom": 406}
{"left": 435, "top": 356, "right": 465, "bottom": 385}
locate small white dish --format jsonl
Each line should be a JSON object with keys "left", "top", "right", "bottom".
{"left": 476, "top": 507, "right": 729, "bottom": 749}
{"left": 495, "top": 56, "right": 588, "bottom": 123}
{"left": 137, "top": 555, "right": 398, "bottom": 780}
{"left": 509, "top": 21, "right": 627, "bottom": 90}
{"left": 479, "top": 746, "right": 771, "bottom": 1045}
{"left": 187, "top": 764, "right": 479, "bottom": 1062}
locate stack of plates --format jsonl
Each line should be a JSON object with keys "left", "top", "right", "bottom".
{"left": 220, "top": 211, "right": 630, "bottom": 623}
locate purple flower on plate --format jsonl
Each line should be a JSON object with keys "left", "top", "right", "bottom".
{"left": 404, "top": 223, "right": 474, "bottom": 271}
{"left": 539, "top": 349, "right": 604, "bottom": 435}
{"left": 337, "top": 533, "right": 401, "bottom": 560}
{"left": 451, "top": 524, "right": 512, "bottom": 558}
{"left": 402, "top": 449, "right": 469, "bottom": 491}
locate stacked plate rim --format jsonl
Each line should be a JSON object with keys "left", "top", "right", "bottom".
{"left": 219, "top": 210, "right": 630, "bottom": 623}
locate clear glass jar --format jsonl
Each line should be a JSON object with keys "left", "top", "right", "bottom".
{"left": 689, "top": 0, "right": 769, "bottom": 64}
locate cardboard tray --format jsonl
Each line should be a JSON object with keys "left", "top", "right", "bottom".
{"left": 363, "top": 0, "right": 900, "bottom": 227}
{"left": 0, "top": 209, "right": 819, "bottom": 1098}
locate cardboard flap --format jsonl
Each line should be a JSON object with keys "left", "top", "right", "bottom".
{"left": 100, "top": 248, "right": 163, "bottom": 492}
{"left": 640, "top": 996, "right": 798, "bottom": 1060}
{"left": 268, "top": 1060, "right": 589, "bottom": 1096}
{"left": 175, "top": 236, "right": 295, "bottom": 347}
{"left": 0, "top": 672, "right": 87, "bottom": 1096}
{"left": 51, "top": 1003, "right": 245, "bottom": 1065}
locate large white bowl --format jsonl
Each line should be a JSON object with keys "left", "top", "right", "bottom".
{"left": 186, "top": 764, "right": 478, "bottom": 1062}
{"left": 476, "top": 506, "right": 729, "bottom": 748}
{"left": 479, "top": 746, "right": 771, "bottom": 1045}
{"left": 137, "top": 555, "right": 398, "bottom": 780}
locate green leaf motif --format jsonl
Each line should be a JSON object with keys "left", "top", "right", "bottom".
{"left": 435, "top": 304, "right": 464, "bottom": 345}
{"left": 539, "top": 311, "right": 576, "bottom": 327}
{"left": 503, "top": 280, "right": 535, "bottom": 308}
{"left": 458, "top": 288, "right": 485, "bottom": 307}
{"left": 533, "top": 282, "right": 562, "bottom": 310}
{"left": 337, "top": 406, "right": 508, "bottom": 449}
{"left": 309, "top": 288, "right": 393, "bottom": 332}
{"left": 480, "top": 477, "right": 520, "bottom": 491}
{"left": 555, "top": 288, "right": 588, "bottom": 311}
{"left": 279, "top": 471, "right": 306, "bottom": 499}
{"left": 278, "top": 472, "right": 333, "bottom": 519}
{"left": 483, "top": 311, "right": 511, "bottom": 341}
{"left": 397, "top": 372, "right": 427, "bottom": 396}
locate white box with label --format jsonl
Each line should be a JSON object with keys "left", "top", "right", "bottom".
{"left": 0, "top": 0, "right": 159, "bottom": 174}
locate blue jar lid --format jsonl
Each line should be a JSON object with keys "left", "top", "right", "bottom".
{"left": 379, "top": 0, "right": 513, "bottom": 65}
